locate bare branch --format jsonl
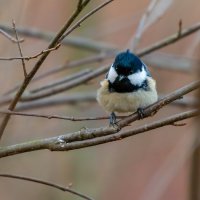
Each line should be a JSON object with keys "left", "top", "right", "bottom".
{"left": 22, "top": 65, "right": 109, "bottom": 101}
{"left": 143, "top": 52, "right": 199, "bottom": 73}
{"left": 0, "top": 28, "right": 24, "bottom": 43}
{"left": 130, "top": 0, "right": 159, "bottom": 51}
{"left": 2, "top": 22, "right": 200, "bottom": 98}
{"left": 0, "top": 109, "right": 198, "bottom": 158}
{"left": 77, "top": 0, "right": 83, "bottom": 9}
{"left": 0, "top": 81, "right": 199, "bottom": 158}
{"left": 0, "top": 24, "right": 116, "bottom": 53}
{"left": 178, "top": 19, "right": 182, "bottom": 37}
{"left": 0, "top": 0, "right": 115, "bottom": 139}
{"left": 60, "top": 109, "right": 198, "bottom": 152}
{"left": 16, "top": 93, "right": 97, "bottom": 111}
{"left": 0, "top": 92, "right": 196, "bottom": 119}
{"left": 12, "top": 20, "right": 27, "bottom": 77}
{"left": 58, "top": 0, "right": 114, "bottom": 42}
{"left": 0, "top": 174, "right": 94, "bottom": 200}
{"left": 34, "top": 51, "right": 116, "bottom": 81}
{"left": 0, "top": 109, "right": 123, "bottom": 121}
{"left": 0, "top": 0, "right": 93, "bottom": 139}
{"left": 3, "top": 52, "right": 116, "bottom": 96}
{"left": 137, "top": 22, "right": 200, "bottom": 56}
{"left": 30, "top": 68, "right": 93, "bottom": 93}
{"left": 0, "top": 43, "right": 61, "bottom": 61}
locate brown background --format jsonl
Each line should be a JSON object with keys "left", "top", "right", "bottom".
{"left": 0, "top": 0, "right": 199, "bottom": 199}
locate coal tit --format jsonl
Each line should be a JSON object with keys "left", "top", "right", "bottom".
{"left": 97, "top": 50, "right": 158, "bottom": 126}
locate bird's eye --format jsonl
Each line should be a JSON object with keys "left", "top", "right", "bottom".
{"left": 129, "top": 70, "right": 133, "bottom": 74}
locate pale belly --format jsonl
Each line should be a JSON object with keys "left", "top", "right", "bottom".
{"left": 97, "top": 78, "right": 158, "bottom": 113}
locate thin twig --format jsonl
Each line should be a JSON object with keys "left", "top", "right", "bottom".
{"left": 0, "top": 109, "right": 124, "bottom": 121}
{"left": 3, "top": 51, "right": 116, "bottom": 96}
{"left": 0, "top": 0, "right": 113, "bottom": 139}
{"left": 3, "top": 22, "right": 200, "bottom": 98}
{"left": 58, "top": 0, "right": 114, "bottom": 42}
{"left": 30, "top": 68, "right": 93, "bottom": 93}
{"left": 0, "top": 28, "right": 24, "bottom": 43}
{"left": 34, "top": 51, "right": 116, "bottom": 81}
{"left": 12, "top": 20, "right": 27, "bottom": 77}
{"left": 137, "top": 22, "right": 200, "bottom": 57}
{"left": 0, "top": 81, "right": 199, "bottom": 158}
{"left": 0, "top": 174, "right": 94, "bottom": 200}
{"left": 59, "top": 109, "right": 199, "bottom": 152}
{"left": 0, "top": 65, "right": 109, "bottom": 105}
{"left": 0, "top": 43, "right": 61, "bottom": 61}
{"left": 18, "top": 23, "right": 200, "bottom": 100}
{"left": 0, "top": 24, "right": 116, "bottom": 52}
{"left": 0, "top": 93, "right": 196, "bottom": 119}
{"left": 0, "top": 0, "right": 93, "bottom": 139}
{"left": 130, "top": 0, "right": 159, "bottom": 51}
{"left": 4, "top": 50, "right": 198, "bottom": 98}
{"left": 15, "top": 93, "right": 97, "bottom": 111}
{"left": 0, "top": 109, "right": 198, "bottom": 158}
{"left": 178, "top": 19, "right": 182, "bottom": 37}
{"left": 143, "top": 52, "right": 199, "bottom": 73}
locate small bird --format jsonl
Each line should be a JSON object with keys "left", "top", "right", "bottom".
{"left": 97, "top": 50, "right": 158, "bottom": 126}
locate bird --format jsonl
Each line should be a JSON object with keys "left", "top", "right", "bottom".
{"left": 97, "top": 50, "right": 158, "bottom": 126}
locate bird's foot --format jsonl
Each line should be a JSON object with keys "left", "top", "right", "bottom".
{"left": 137, "top": 108, "right": 145, "bottom": 120}
{"left": 109, "top": 112, "right": 119, "bottom": 129}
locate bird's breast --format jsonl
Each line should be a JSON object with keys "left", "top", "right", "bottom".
{"left": 97, "top": 78, "right": 158, "bottom": 113}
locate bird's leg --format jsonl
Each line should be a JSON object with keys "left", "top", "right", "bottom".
{"left": 137, "top": 108, "right": 145, "bottom": 119}
{"left": 109, "top": 112, "right": 117, "bottom": 127}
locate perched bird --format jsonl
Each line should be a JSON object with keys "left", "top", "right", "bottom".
{"left": 97, "top": 50, "right": 158, "bottom": 126}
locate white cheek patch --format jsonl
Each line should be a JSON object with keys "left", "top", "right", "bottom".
{"left": 107, "top": 64, "right": 118, "bottom": 83}
{"left": 128, "top": 67, "right": 147, "bottom": 86}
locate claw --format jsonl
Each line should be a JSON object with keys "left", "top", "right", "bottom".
{"left": 109, "top": 112, "right": 118, "bottom": 128}
{"left": 109, "top": 112, "right": 117, "bottom": 126}
{"left": 137, "top": 108, "right": 145, "bottom": 119}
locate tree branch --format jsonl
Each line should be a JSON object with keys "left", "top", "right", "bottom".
{"left": 0, "top": 0, "right": 113, "bottom": 139}
{"left": 0, "top": 109, "right": 123, "bottom": 121}
{"left": 58, "top": 0, "right": 114, "bottom": 42}
{"left": 0, "top": 109, "right": 198, "bottom": 158}
{"left": 2, "top": 22, "right": 200, "bottom": 100}
{"left": 0, "top": 25, "right": 116, "bottom": 52}
{"left": 12, "top": 20, "right": 27, "bottom": 77}
{"left": 0, "top": 0, "right": 89, "bottom": 136}
{"left": 0, "top": 94, "right": 196, "bottom": 120}
{"left": 3, "top": 52, "right": 116, "bottom": 97}
{"left": 0, "top": 174, "right": 94, "bottom": 200}
{"left": 0, "top": 80, "right": 199, "bottom": 158}
{"left": 137, "top": 22, "right": 200, "bottom": 57}
{"left": 130, "top": 0, "right": 160, "bottom": 51}
{"left": 0, "top": 27, "right": 24, "bottom": 43}
{"left": 0, "top": 43, "right": 61, "bottom": 61}
{"left": 30, "top": 68, "right": 93, "bottom": 93}
{"left": 58, "top": 109, "right": 198, "bottom": 152}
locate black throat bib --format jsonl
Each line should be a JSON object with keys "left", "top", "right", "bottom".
{"left": 108, "top": 78, "right": 148, "bottom": 93}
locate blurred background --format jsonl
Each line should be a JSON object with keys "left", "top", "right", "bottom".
{"left": 0, "top": 0, "right": 199, "bottom": 199}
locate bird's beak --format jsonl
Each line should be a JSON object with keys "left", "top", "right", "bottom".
{"left": 118, "top": 75, "right": 125, "bottom": 81}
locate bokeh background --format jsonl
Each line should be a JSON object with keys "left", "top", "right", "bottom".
{"left": 0, "top": 0, "right": 199, "bottom": 199}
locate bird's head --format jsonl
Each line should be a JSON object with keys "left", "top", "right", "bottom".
{"left": 106, "top": 50, "right": 151, "bottom": 92}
